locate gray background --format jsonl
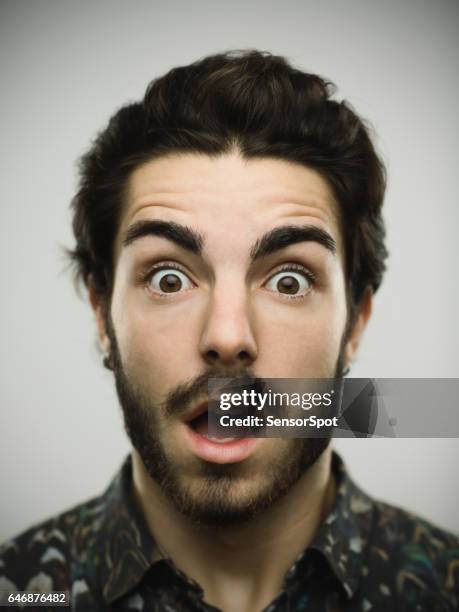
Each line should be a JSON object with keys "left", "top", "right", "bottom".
{"left": 0, "top": 0, "right": 458, "bottom": 541}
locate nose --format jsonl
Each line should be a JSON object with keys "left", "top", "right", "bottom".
{"left": 199, "top": 285, "right": 258, "bottom": 369}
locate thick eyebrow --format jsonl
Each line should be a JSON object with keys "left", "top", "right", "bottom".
{"left": 122, "top": 220, "right": 204, "bottom": 254}
{"left": 250, "top": 225, "right": 337, "bottom": 262}
{"left": 122, "top": 220, "right": 336, "bottom": 263}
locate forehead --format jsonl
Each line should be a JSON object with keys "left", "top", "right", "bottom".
{"left": 117, "top": 152, "right": 343, "bottom": 257}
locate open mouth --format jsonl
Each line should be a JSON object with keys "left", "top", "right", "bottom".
{"left": 185, "top": 403, "right": 235, "bottom": 442}
{"left": 188, "top": 410, "right": 210, "bottom": 436}
{"left": 181, "top": 400, "right": 260, "bottom": 464}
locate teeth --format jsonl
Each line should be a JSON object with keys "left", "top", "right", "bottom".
{"left": 206, "top": 435, "right": 236, "bottom": 444}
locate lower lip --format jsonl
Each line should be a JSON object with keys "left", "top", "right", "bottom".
{"left": 182, "top": 424, "right": 261, "bottom": 464}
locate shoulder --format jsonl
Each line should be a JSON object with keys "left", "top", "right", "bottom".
{"left": 364, "top": 498, "right": 459, "bottom": 608}
{"left": 371, "top": 498, "right": 459, "bottom": 563}
{"left": 0, "top": 494, "right": 105, "bottom": 592}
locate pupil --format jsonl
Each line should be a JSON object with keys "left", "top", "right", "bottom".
{"left": 160, "top": 274, "right": 181, "bottom": 292}
{"left": 278, "top": 276, "right": 299, "bottom": 294}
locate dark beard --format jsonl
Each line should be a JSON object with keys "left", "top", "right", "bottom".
{"left": 106, "top": 314, "right": 346, "bottom": 527}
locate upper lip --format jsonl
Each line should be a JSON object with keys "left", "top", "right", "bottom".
{"left": 182, "top": 400, "right": 208, "bottom": 424}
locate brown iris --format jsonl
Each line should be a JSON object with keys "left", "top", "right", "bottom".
{"left": 277, "top": 275, "right": 300, "bottom": 294}
{"left": 159, "top": 273, "right": 182, "bottom": 293}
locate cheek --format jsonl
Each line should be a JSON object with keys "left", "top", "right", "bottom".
{"left": 110, "top": 291, "right": 198, "bottom": 386}
{"left": 254, "top": 295, "right": 347, "bottom": 376}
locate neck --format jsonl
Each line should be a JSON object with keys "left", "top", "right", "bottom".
{"left": 132, "top": 447, "right": 335, "bottom": 612}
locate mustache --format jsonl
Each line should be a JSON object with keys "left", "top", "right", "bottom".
{"left": 162, "top": 366, "right": 258, "bottom": 418}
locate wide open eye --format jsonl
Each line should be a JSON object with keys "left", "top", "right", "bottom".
{"left": 148, "top": 267, "right": 194, "bottom": 295}
{"left": 265, "top": 269, "right": 313, "bottom": 297}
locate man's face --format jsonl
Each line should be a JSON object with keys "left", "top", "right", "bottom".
{"left": 99, "top": 152, "right": 359, "bottom": 525}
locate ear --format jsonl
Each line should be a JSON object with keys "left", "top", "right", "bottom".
{"left": 88, "top": 277, "right": 111, "bottom": 355}
{"left": 344, "top": 288, "right": 373, "bottom": 370}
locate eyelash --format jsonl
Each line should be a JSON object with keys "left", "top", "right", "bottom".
{"left": 141, "top": 262, "right": 316, "bottom": 299}
{"left": 269, "top": 264, "right": 316, "bottom": 300}
{"left": 141, "top": 262, "right": 195, "bottom": 298}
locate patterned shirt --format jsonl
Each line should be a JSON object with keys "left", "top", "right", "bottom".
{"left": 0, "top": 452, "right": 458, "bottom": 611}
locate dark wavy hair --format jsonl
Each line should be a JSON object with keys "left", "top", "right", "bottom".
{"left": 67, "top": 49, "right": 387, "bottom": 320}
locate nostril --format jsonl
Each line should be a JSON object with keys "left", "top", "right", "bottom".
{"left": 203, "top": 348, "right": 256, "bottom": 367}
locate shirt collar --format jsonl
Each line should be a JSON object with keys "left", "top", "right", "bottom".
{"left": 98, "top": 451, "right": 374, "bottom": 604}
{"left": 307, "top": 451, "right": 374, "bottom": 599}
{"left": 97, "top": 455, "right": 158, "bottom": 604}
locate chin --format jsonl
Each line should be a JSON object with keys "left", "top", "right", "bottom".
{"left": 142, "top": 438, "right": 331, "bottom": 528}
